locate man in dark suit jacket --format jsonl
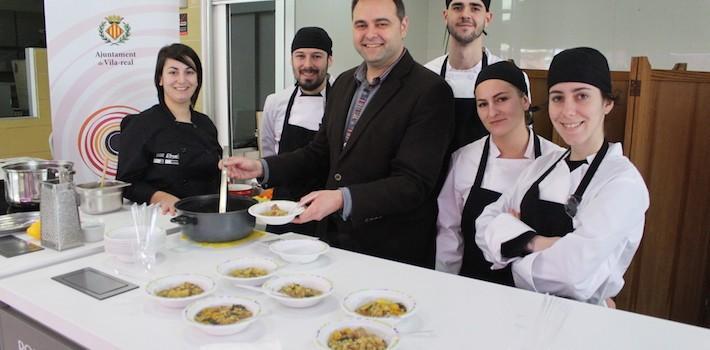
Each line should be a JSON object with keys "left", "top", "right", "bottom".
{"left": 222, "top": 0, "right": 454, "bottom": 268}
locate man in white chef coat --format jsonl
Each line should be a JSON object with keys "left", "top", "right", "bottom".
{"left": 425, "top": 0, "right": 502, "bottom": 151}
{"left": 259, "top": 26, "right": 334, "bottom": 235}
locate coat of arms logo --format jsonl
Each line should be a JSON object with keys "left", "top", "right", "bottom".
{"left": 99, "top": 15, "right": 131, "bottom": 45}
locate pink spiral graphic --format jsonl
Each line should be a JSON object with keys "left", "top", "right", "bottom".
{"left": 77, "top": 105, "right": 140, "bottom": 177}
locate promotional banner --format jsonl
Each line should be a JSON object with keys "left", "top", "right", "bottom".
{"left": 44, "top": 0, "right": 178, "bottom": 183}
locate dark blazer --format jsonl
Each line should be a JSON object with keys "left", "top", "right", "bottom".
{"left": 266, "top": 50, "right": 455, "bottom": 268}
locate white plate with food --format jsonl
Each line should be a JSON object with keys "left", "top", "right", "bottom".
{"left": 315, "top": 317, "right": 400, "bottom": 350}
{"left": 248, "top": 200, "right": 305, "bottom": 225}
{"left": 269, "top": 238, "right": 329, "bottom": 264}
{"left": 341, "top": 289, "right": 416, "bottom": 325}
{"left": 216, "top": 256, "right": 279, "bottom": 286}
{"left": 184, "top": 296, "right": 260, "bottom": 336}
{"left": 145, "top": 273, "right": 216, "bottom": 308}
{"left": 261, "top": 274, "right": 333, "bottom": 308}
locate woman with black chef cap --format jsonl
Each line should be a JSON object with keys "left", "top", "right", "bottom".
{"left": 436, "top": 61, "right": 561, "bottom": 284}
{"left": 476, "top": 47, "right": 649, "bottom": 306}
{"left": 117, "top": 43, "right": 221, "bottom": 215}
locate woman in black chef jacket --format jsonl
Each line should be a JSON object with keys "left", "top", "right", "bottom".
{"left": 117, "top": 43, "right": 221, "bottom": 215}
{"left": 476, "top": 48, "right": 649, "bottom": 306}
{"left": 436, "top": 61, "right": 561, "bottom": 283}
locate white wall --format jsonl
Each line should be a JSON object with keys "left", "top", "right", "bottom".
{"left": 426, "top": 0, "right": 710, "bottom": 71}
{"left": 292, "top": 0, "right": 710, "bottom": 77}
{"left": 487, "top": 0, "right": 710, "bottom": 71}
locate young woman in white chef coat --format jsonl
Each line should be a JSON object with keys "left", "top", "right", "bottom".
{"left": 436, "top": 61, "right": 561, "bottom": 284}
{"left": 475, "top": 47, "right": 649, "bottom": 305}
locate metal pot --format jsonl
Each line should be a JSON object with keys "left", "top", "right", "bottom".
{"left": 75, "top": 180, "right": 130, "bottom": 214}
{"left": 171, "top": 194, "right": 257, "bottom": 243}
{"left": 2, "top": 161, "right": 74, "bottom": 206}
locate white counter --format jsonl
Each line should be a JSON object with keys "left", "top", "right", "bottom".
{"left": 0, "top": 206, "right": 179, "bottom": 279}
{"left": 0, "top": 233, "right": 708, "bottom": 350}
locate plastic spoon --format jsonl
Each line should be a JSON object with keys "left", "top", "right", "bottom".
{"left": 218, "top": 146, "right": 229, "bottom": 213}
{"left": 230, "top": 284, "right": 289, "bottom": 297}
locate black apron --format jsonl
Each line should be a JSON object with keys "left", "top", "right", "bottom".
{"left": 459, "top": 134, "right": 541, "bottom": 285}
{"left": 519, "top": 142, "right": 609, "bottom": 239}
{"left": 439, "top": 52, "right": 489, "bottom": 152}
{"left": 268, "top": 84, "right": 329, "bottom": 235}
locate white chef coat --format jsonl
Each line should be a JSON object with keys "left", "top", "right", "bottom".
{"left": 475, "top": 142, "right": 649, "bottom": 304}
{"left": 259, "top": 78, "right": 333, "bottom": 157}
{"left": 436, "top": 130, "right": 562, "bottom": 273}
{"left": 424, "top": 48, "right": 502, "bottom": 98}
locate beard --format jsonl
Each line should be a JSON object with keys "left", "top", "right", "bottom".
{"left": 296, "top": 67, "right": 327, "bottom": 91}
{"left": 446, "top": 20, "right": 484, "bottom": 45}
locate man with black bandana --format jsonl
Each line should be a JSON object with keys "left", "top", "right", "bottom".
{"left": 259, "top": 27, "right": 333, "bottom": 235}
{"left": 425, "top": 0, "right": 502, "bottom": 152}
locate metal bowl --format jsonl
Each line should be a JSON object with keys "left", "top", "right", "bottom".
{"left": 2, "top": 161, "right": 74, "bottom": 206}
{"left": 75, "top": 180, "right": 130, "bottom": 214}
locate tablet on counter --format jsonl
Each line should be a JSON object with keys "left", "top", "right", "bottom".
{"left": 51, "top": 267, "right": 138, "bottom": 300}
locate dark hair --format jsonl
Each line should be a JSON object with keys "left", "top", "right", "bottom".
{"left": 351, "top": 0, "right": 405, "bottom": 21}
{"left": 154, "top": 43, "right": 202, "bottom": 107}
{"left": 603, "top": 91, "right": 619, "bottom": 103}
{"left": 514, "top": 89, "right": 537, "bottom": 126}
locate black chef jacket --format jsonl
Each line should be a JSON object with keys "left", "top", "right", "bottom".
{"left": 117, "top": 103, "right": 221, "bottom": 204}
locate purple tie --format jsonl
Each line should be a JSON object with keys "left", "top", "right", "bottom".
{"left": 344, "top": 86, "right": 372, "bottom": 143}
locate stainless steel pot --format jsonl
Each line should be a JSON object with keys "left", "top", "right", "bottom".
{"left": 2, "top": 161, "right": 74, "bottom": 206}
{"left": 171, "top": 194, "right": 257, "bottom": 243}
{"left": 75, "top": 180, "right": 130, "bottom": 214}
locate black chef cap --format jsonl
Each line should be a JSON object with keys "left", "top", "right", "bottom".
{"left": 446, "top": 0, "right": 490, "bottom": 11}
{"left": 291, "top": 27, "right": 332, "bottom": 56}
{"left": 475, "top": 61, "right": 528, "bottom": 96}
{"left": 547, "top": 47, "right": 611, "bottom": 95}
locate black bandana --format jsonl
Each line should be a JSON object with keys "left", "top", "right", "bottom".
{"left": 475, "top": 61, "right": 528, "bottom": 96}
{"left": 446, "top": 0, "right": 490, "bottom": 11}
{"left": 291, "top": 27, "right": 332, "bottom": 56}
{"left": 547, "top": 47, "right": 612, "bottom": 95}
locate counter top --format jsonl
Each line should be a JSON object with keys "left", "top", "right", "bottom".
{"left": 0, "top": 233, "right": 708, "bottom": 349}
{"left": 0, "top": 206, "right": 179, "bottom": 279}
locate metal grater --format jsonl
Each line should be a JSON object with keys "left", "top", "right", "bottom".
{"left": 40, "top": 180, "right": 83, "bottom": 251}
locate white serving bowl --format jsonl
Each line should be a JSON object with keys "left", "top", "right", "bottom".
{"left": 269, "top": 239, "right": 329, "bottom": 264}
{"left": 184, "top": 296, "right": 261, "bottom": 336}
{"left": 145, "top": 273, "right": 216, "bottom": 308}
{"left": 262, "top": 274, "right": 333, "bottom": 308}
{"left": 248, "top": 200, "right": 305, "bottom": 225}
{"left": 315, "top": 318, "right": 400, "bottom": 350}
{"left": 216, "top": 257, "right": 279, "bottom": 286}
{"left": 104, "top": 225, "right": 166, "bottom": 262}
{"left": 341, "top": 289, "right": 417, "bottom": 325}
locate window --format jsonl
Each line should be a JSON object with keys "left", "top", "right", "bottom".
{"left": 0, "top": 0, "right": 45, "bottom": 118}
{"left": 229, "top": 1, "right": 275, "bottom": 149}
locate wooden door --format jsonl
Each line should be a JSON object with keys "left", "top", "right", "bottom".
{"left": 618, "top": 57, "right": 710, "bottom": 326}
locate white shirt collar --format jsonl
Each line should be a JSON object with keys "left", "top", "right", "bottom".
{"left": 297, "top": 87, "right": 326, "bottom": 98}
{"left": 578, "top": 142, "right": 621, "bottom": 164}
{"left": 489, "top": 127, "right": 536, "bottom": 159}
{"left": 444, "top": 47, "right": 493, "bottom": 73}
